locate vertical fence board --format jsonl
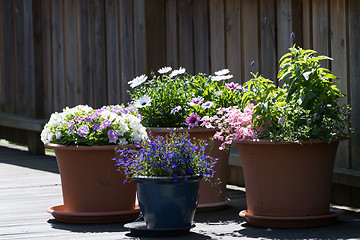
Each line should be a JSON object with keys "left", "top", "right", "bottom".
{"left": 78, "top": 0, "right": 93, "bottom": 106}
{"left": 260, "top": 0, "right": 277, "bottom": 81}
{"left": 312, "top": 0, "right": 329, "bottom": 68}
{"left": 242, "top": 0, "right": 259, "bottom": 82}
{"left": 92, "top": 0, "right": 107, "bottom": 108}
{"left": 145, "top": 0, "right": 166, "bottom": 73}
{"left": 51, "top": 0, "right": 66, "bottom": 111}
{"left": 330, "top": 0, "right": 349, "bottom": 169}
{"left": 302, "top": 0, "right": 312, "bottom": 49}
{"left": 105, "top": 0, "right": 120, "bottom": 105}
{"left": 209, "top": 0, "right": 225, "bottom": 73}
{"left": 178, "top": 0, "right": 193, "bottom": 73}
{"left": 277, "top": 0, "right": 292, "bottom": 63}
{"left": 225, "top": 0, "right": 241, "bottom": 83}
{"left": 134, "top": 0, "right": 147, "bottom": 75}
{"left": 41, "top": 0, "right": 53, "bottom": 116}
{"left": 193, "top": 0, "right": 209, "bottom": 74}
{"left": 165, "top": 0, "right": 177, "bottom": 68}
{"left": 32, "top": 0, "right": 45, "bottom": 118}
{"left": 349, "top": 0, "right": 360, "bottom": 170}
{"left": 14, "top": 0, "right": 35, "bottom": 116}
{"left": 64, "top": 0, "right": 79, "bottom": 107}
{"left": 119, "top": 0, "right": 134, "bottom": 104}
{"left": 1, "top": 0, "right": 15, "bottom": 113}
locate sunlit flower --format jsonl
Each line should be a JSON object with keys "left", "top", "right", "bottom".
{"left": 78, "top": 125, "right": 89, "bottom": 137}
{"left": 188, "top": 97, "right": 204, "bottom": 106}
{"left": 186, "top": 113, "right": 201, "bottom": 128}
{"left": 128, "top": 74, "right": 148, "bottom": 88}
{"left": 169, "top": 67, "right": 186, "bottom": 78}
{"left": 225, "top": 82, "right": 242, "bottom": 90}
{"left": 214, "top": 69, "right": 230, "bottom": 76}
{"left": 211, "top": 74, "right": 233, "bottom": 81}
{"left": 108, "top": 130, "right": 118, "bottom": 144}
{"left": 278, "top": 116, "right": 286, "bottom": 124}
{"left": 158, "top": 66, "right": 172, "bottom": 74}
{"left": 170, "top": 106, "right": 182, "bottom": 115}
{"left": 201, "top": 101, "right": 215, "bottom": 109}
{"left": 134, "top": 95, "right": 152, "bottom": 108}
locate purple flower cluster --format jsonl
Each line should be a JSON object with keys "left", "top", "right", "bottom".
{"left": 114, "top": 132, "right": 217, "bottom": 183}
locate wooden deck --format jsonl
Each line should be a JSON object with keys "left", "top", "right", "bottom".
{"left": 1, "top": 141, "right": 360, "bottom": 240}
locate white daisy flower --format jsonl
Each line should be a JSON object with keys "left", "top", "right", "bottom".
{"left": 211, "top": 74, "right": 233, "bottom": 81}
{"left": 169, "top": 67, "right": 186, "bottom": 78}
{"left": 158, "top": 66, "right": 172, "bottom": 74}
{"left": 214, "top": 69, "right": 230, "bottom": 76}
{"left": 133, "top": 95, "right": 152, "bottom": 108}
{"left": 128, "top": 74, "right": 148, "bottom": 88}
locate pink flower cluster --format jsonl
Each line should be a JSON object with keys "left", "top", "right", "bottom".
{"left": 201, "top": 104, "right": 257, "bottom": 150}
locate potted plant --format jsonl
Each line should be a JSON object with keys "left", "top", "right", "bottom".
{"left": 114, "top": 132, "right": 217, "bottom": 234}
{"left": 128, "top": 67, "right": 245, "bottom": 209}
{"left": 41, "top": 104, "right": 148, "bottom": 223}
{"left": 202, "top": 44, "right": 352, "bottom": 228}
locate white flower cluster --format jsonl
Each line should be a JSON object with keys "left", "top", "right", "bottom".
{"left": 41, "top": 105, "right": 148, "bottom": 146}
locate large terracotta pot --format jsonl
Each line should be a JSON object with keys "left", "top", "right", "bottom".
{"left": 235, "top": 139, "right": 343, "bottom": 228}
{"left": 148, "top": 127, "right": 229, "bottom": 210}
{"left": 45, "top": 143, "right": 139, "bottom": 223}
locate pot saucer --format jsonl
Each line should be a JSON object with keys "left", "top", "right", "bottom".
{"left": 124, "top": 221, "right": 195, "bottom": 237}
{"left": 239, "top": 208, "right": 344, "bottom": 228}
{"left": 47, "top": 205, "right": 140, "bottom": 224}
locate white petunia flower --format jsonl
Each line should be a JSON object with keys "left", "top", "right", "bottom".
{"left": 211, "top": 74, "right": 233, "bottom": 81}
{"left": 158, "top": 67, "right": 172, "bottom": 74}
{"left": 214, "top": 69, "right": 230, "bottom": 76}
{"left": 169, "top": 67, "right": 186, "bottom": 78}
{"left": 133, "top": 95, "right": 152, "bottom": 108}
{"left": 128, "top": 74, "right": 148, "bottom": 88}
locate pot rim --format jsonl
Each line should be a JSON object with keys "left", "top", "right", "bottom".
{"left": 147, "top": 127, "right": 216, "bottom": 133}
{"left": 132, "top": 175, "right": 202, "bottom": 183}
{"left": 44, "top": 142, "right": 132, "bottom": 151}
{"left": 233, "top": 138, "right": 340, "bottom": 145}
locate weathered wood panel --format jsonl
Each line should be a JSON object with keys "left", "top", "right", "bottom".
{"left": 193, "top": 0, "right": 209, "bottom": 74}
{"left": 260, "top": 0, "right": 277, "bottom": 81}
{"left": 105, "top": 0, "right": 120, "bottom": 105}
{"left": 349, "top": 0, "right": 360, "bottom": 170}
{"left": 225, "top": 0, "right": 241, "bottom": 83}
{"left": 330, "top": 0, "right": 349, "bottom": 169}
{"left": 209, "top": 0, "right": 225, "bottom": 73}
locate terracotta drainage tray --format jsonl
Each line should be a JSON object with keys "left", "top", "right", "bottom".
{"left": 47, "top": 205, "right": 141, "bottom": 224}
{"left": 239, "top": 208, "right": 344, "bottom": 228}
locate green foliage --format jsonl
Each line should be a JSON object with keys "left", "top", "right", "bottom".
{"left": 129, "top": 68, "right": 245, "bottom": 127}
{"left": 245, "top": 45, "right": 351, "bottom": 143}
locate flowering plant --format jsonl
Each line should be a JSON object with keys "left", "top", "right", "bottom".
{"left": 128, "top": 67, "right": 245, "bottom": 128}
{"left": 41, "top": 105, "right": 148, "bottom": 146}
{"left": 202, "top": 44, "right": 351, "bottom": 149}
{"left": 114, "top": 132, "right": 217, "bottom": 183}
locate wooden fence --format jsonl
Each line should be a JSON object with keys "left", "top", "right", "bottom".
{"left": 0, "top": 0, "right": 359, "bottom": 205}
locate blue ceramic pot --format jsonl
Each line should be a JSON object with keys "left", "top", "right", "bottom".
{"left": 133, "top": 176, "right": 201, "bottom": 229}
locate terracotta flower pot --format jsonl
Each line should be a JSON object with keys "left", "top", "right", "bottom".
{"left": 148, "top": 127, "right": 229, "bottom": 210}
{"left": 45, "top": 143, "right": 139, "bottom": 223}
{"left": 235, "top": 139, "right": 343, "bottom": 228}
